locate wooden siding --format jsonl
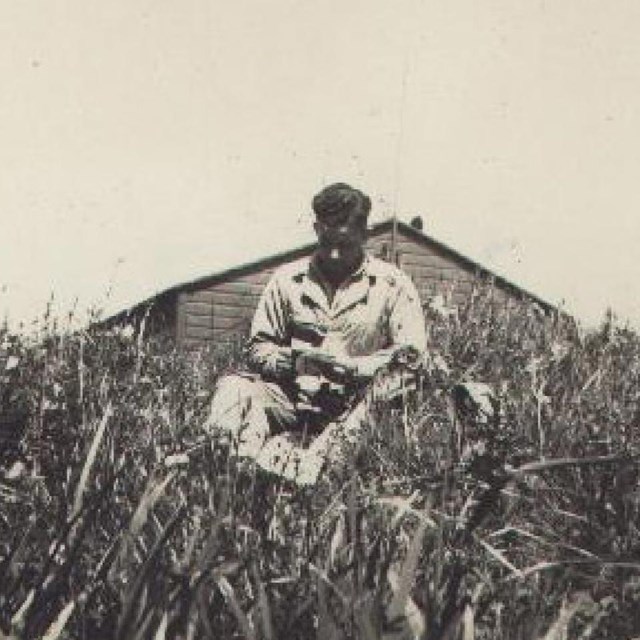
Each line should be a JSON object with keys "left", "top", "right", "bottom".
{"left": 178, "top": 227, "right": 520, "bottom": 348}
{"left": 378, "top": 230, "right": 515, "bottom": 308}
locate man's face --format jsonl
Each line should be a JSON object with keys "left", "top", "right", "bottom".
{"left": 313, "top": 210, "right": 367, "bottom": 267}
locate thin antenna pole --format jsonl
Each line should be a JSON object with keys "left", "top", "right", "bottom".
{"left": 391, "top": 210, "right": 399, "bottom": 265}
{"left": 391, "top": 53, "right": 410, "bottom": 264}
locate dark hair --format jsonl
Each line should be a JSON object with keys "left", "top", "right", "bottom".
{"left": 312, "top": 183, "right": 371, "bottom": 220}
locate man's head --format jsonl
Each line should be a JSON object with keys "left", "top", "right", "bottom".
{"left": 312, "top": 183, "right": 371, "bottom": 274}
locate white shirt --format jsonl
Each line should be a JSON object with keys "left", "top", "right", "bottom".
{"left": 247, "top": 254, "right": 427, "bottom": 382}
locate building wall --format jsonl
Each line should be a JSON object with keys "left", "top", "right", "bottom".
{"left": 368, "top": 229, "right": 511, "bottom": 308}
{"left": 178, "top": 269, "right": 275, "bottom": 348}
{"left": 177, "top": 226, "right": 512, "bottom": 348}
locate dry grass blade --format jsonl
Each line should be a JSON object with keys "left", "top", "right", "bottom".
{"left": 115, "top": 504, "right": 185, "bottom": 640}
{"left": 189, "top": 517, "right": 240, "bottom": 593}
{"left": 490, "top": 526, "right": 598, "bottom": 560}
{"left": 462, "top": 603, "right": 475, "bottom": 640}
{"left": 129, "top": 471, "right": 177, "bottom": 537}
{"left": 0, "top": 518, "right": 35, "bottom": 587}
{"left": 377, "top": 493, "right": 437, "bottom": 529}
{"left": 381, "top": 490, "right": 420, "bottom": 529}
{"left": 72, "top": 402, "right": 113, "bottom": 519}
{"left": 180, "top": 507, "right": 201, "bottom": 571}
{"left": 475, "top": 535, "right": 523, "bottom": 578}
{"left": 356, "top": 594, "right": 381, "bottom": 640}
{"left": 329, "top": 511, "right": 346, "bottom": 566}
{"left": 109, "top": 470, "right": 177, "bottom": 584}
{"left": 130, "top": 608, "right": 157, "bottom": 640}
{"left": 514, "top": 453, "right": 640, "bottom": 476}
{"left": 389, "top": 520, "right": 426, "bottom": 614}
{"left": 439, "top": 607, "right": 465, "bottom": 640}
{"left": 41, "top": 601, "right": 75, "bottom": 640}
{"left": 514, "top": 559, "right": 640, "bottom": 581}
{"left": 537, "top": 593, "right": 592, "bottom": 640}
{"left": 490, "top": 526, "right": 550, "bottom": 545}
{"left": 9, "top": 590, "right": 35, "bottom": 636}
{"left": 316, "top": 568, "right": 343, "bottom": 640}
{"left": 252, "top": 565, "right": 274, "bottom": 640}
{"left": 213, "top": 574, "right": 256, "bottom": 640}
{"left": 382, "top": 581, "right": 426, "bottom": 640}
{"left": 385, "top": 520, "right": 427, "bottom": 639}
{"left": 308, "top": 563, "right": 349, "bottom": 606}
{"left": 185, "top": 604, "right": 198, "bottom": 640}
{"left": 152, "top": 611, "right": 169, "bottom": 640}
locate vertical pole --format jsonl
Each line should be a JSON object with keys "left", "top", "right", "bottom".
{"left": 391, "top": 214, "right": 399, "bottom": 264}
{"left": 176, "top": 292, "right": 187, "bottom": 347}
{"left": 391, "top": 51, "right": 409, "bottom": 267}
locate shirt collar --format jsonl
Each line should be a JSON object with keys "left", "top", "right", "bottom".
{"left": 308, "top": 252, "right": 371, "bottom": 283}
{"left": 298, "top": 253, "right": 375, "bottom": 316}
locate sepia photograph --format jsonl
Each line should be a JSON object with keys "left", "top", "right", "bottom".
{"left": 1, "top": 2, "right": 640, "bottom": 638}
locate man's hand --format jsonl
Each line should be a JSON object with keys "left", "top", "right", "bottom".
{"left": 269, "top": 348, "right": 296, "bottom": 378}
{"left": 293, "top": 348, "right": 356, "bottom": 385}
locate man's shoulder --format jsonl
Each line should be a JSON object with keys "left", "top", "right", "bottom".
{"left": 366, "top": 256, "right": 416, "bottom": 289}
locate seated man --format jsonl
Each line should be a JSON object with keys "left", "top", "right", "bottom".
{"left": 204, "top": 183, "right": 427, "bottom": 485}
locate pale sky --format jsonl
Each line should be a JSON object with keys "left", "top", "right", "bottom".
{"left": 1, "top": 1, "right": 639, "bottom": 331}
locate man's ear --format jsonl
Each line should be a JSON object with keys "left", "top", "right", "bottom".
{"left": 313, "top": 220, "right": 321, "bottom": 238}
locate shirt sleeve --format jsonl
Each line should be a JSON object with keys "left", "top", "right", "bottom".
{"left": 246, "top": 272, "right": 294, "bottom": 378}
{"left": 350, "top": 270, "right": 427, "bottom": 379}
{"left": 388, "top": 271, "right": 427, "bottom": 354}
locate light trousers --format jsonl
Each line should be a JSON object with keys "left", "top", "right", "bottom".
{"left": 203, "top": 374, "right": 372, "bottom": 484}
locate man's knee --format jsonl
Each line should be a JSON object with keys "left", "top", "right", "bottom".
{"left": 214, "top": 374, "right": 256, "bottom": 401}
{"left": 205, "top": 374, "right": 297, "bottom": 436}
{"left": 205, "top": 374, "right": 262, "bottom": 435}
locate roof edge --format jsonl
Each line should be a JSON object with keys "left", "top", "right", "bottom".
{"left": 388, "top": 220, "right": 557, "bottom": 313}
{"left": 104, "top": 218, "right": 560, "bottom": 323}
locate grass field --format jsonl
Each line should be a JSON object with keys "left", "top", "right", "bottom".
{"left": 1, "top": 289, "right": 640, "bottom": 639}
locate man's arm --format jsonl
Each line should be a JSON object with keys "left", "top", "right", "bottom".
{"left": 248, "top": 273, "right": 355, "bottom": 385}
{"left": 388, "top": 271, "right": 427, "bottom": 353}
{"left": 246, "top": 275, "right": 295, "bottom": 379}
{"left": 349, "top": 272, "right": 427, "bottom": 380}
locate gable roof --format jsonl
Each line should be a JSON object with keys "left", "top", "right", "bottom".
{"left": 106, "top": 219, "right": 557, "bottom": 324}
{"left": 381, "top": 220, "right": 556, "bottom": 312}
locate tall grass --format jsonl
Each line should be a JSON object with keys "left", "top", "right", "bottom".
{"left": 1, "top": 289, "right": 640, "bottom": 639}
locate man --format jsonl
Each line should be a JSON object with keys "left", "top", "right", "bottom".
{"left": 205, "top": 183, "right": 427, "bottom": 485}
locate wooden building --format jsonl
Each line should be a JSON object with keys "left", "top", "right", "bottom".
{"left": 110, "top": 219, "right": 554, "bottom": 349}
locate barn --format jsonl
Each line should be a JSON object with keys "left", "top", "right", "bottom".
{"left": 109, "top": 218, "right": 555, "bottom": 349}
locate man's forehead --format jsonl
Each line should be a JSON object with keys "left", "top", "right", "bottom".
{"left": 317, "top": 209, "right": 365, "bottom": 227}
{"left": 318, "top": 210, "right": 351, "bottom": 225}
